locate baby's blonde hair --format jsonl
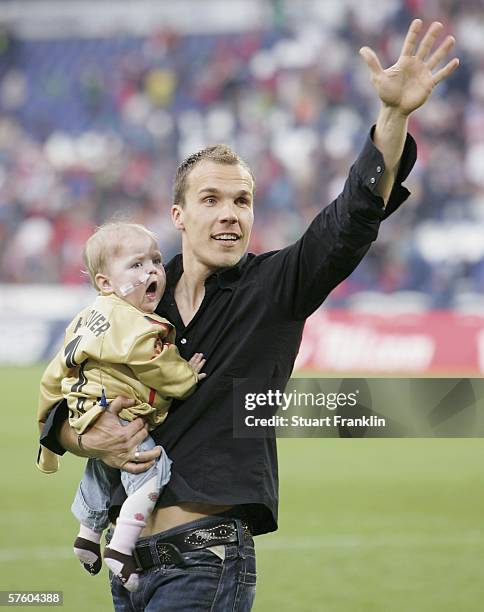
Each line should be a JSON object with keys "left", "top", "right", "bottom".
{"left": 83, "top": 222, "right": 159, "bottom": 289}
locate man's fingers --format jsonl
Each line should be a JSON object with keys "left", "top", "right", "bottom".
{"left": 432, "top": 58, "right": 459, "bottom": 86}
{"left": 134, "top": 446, "right": 161, "bottom": 463}
{"left": 125, "top": 419, "right": 150, "bottom": 447}
{"left": 427, "top": 35, "right": 456, "bottom": 71}
{"left": 359, "top": 47, "right": 383, "bottom": 76}
{"left": 106, "top": 395, "right": 135, "bottom": 415}
{"left": 145, "top": 446, "right": 162, "bottom": 461}
{"left": 415, "top": 21, "right": 443, "bottom": 61}
{"left": 122, "top": 446, "right": 161, "bottom": 474}
{"left": 123, "top": 460, "right": 157, "bottom": 474}
{"left": 400, "top": 18, "right": 423, "bottom": 57}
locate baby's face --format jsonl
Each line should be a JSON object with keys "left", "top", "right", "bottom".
{"left": 103, "top": 232, "right": 166, "bottom": 313}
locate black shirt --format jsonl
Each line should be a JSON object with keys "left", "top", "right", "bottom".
{"left": 41, "top": 129, "right": 416, "bottom": 536}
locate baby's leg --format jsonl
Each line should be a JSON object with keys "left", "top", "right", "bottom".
{"left": 73, "top": 525, "right": 103, "bottom": 576}
{"left": 104, "top": 476, "right": 160, "bottom": 591}
{"left": 71, "top": 458, "right": 120, "bottom": 576}
{"left": 105, "top": 440, "right": 172, "bottom": 592}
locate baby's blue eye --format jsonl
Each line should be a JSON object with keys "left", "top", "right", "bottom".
{"left": 131, "top": 262, "right": 142, "bottom": 269}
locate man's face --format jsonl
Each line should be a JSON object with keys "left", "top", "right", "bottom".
{"left": 171, "top": 160, "right": 254, "bottom": 273}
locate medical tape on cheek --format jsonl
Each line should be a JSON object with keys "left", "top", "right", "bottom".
{"left": 119, "top": 272, "right": 151, "bottom": 296}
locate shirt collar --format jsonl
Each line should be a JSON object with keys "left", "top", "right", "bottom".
{"left": 164, "top": 253, "right": 247, "bottom": 291}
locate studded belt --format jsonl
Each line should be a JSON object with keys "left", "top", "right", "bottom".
{"left": 133, "top": 519, "right": 251, "bottom": 570}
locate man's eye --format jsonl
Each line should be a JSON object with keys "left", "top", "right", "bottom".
{"left": 205, "top": 197, "right": 216, "bottom": 205}
{"left": 236, "top": 198, "right": 249, "bottom": 206}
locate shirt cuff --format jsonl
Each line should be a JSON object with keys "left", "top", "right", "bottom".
{"left": 39, "top": 399, "right": 69, "bottom": 456}
{"left": 353, "top": 125, "right": 417, "bottom": 219}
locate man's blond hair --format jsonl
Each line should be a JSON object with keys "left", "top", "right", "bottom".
{"left": 173, "top": 144, "right": 255, "bottom": 207}
{"left": 83, "top": 222, "right": 158, "bottom": 289}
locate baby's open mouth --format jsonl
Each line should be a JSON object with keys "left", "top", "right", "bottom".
{"left": 146, "top": 280, "right": 157, "bottom": 297}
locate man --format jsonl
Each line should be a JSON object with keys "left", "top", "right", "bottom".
{"left": 40, "top": 20, "right": 458, "bottom": 611}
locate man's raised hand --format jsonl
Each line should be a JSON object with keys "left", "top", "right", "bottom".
{"left": 359, "top": 19, "right": 459, "bottom": 116}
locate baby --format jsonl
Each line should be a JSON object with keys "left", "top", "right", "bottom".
{"left": 37, "top": 221, "right": 205, "bottom": 592}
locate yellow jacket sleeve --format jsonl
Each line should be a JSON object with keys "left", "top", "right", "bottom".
{"left": 127, "top": 330, "right": 198, "bottom": 400}
{"left": 36, "top": 348, "right": 66, "bottom": 473}
{"left": 38, "top": 348, "right": 66, "bottom": 422}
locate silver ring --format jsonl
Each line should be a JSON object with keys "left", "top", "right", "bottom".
{"left": 134, "top": 450, "right": 140, "bottom": 462}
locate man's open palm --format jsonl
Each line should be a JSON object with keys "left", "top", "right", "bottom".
{"left": 360, "top": 19, "right": 459, "bottom": 115}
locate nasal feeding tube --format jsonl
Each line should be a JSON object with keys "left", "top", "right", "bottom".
{"left": 119, "top": 272, "right": 151, "bottom": 296}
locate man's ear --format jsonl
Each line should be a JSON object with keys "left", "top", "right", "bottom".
{"left": 171, "top": 204, "right": 185, "bottom": 230}
{"left": 95, "top": 273, "right": 113, "bottom": 294}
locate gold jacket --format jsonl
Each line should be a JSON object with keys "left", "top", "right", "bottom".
{"left": 37, "top": 294, "right": 197, "bottom": 473}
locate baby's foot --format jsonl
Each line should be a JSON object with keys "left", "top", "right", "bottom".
{"left": 104, "top": 547, "right": 139, "bottom": 592}
{"left": 73, "top": 536, "right": 102, "bottom": 575}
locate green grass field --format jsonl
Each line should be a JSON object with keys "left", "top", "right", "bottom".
{"left": 2, "top": 366, "right": 484, "bottom": 611}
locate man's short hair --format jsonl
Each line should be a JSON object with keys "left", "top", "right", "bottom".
{"left": 173, "top": 144, "right": 255, "bottom": 207}
{"left": 83, "top": 221, "right": 158, "bottom": 289}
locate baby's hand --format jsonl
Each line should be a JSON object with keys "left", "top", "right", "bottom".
{"left": 189, "top": 353, "right": 207, "bottom": 381}
{"left": 153, "top": 337, "right": 163, "bottom": 356}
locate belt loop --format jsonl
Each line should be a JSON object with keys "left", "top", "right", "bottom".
{"left": 235, "top": 518, "right": 246, "bottom": 560}
{"left": 149, "top": 531, "right": 160, "bottom": 567}
{"left": 132, "top": 546, "right": 143, "bottom": 572}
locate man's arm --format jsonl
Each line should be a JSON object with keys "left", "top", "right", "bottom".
{"left": 43, "top": 396, "right": 161, "bottom": 473}
{"left": 256, "top": 19, "right": 458, "bottom": 320}
{"left": 360, "top": 19, "right": 459, "bottom": 203}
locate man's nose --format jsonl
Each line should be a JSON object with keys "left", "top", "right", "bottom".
{"left": 218, "top": 201, "right": 238, "bottom": 222}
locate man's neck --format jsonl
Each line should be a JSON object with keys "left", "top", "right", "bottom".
{"left": 174, "top": 254, "right": 215, "bottom": 326}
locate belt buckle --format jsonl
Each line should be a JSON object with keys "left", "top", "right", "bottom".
{"left": 156, "top": 541, "right": 184, "bottom": 565}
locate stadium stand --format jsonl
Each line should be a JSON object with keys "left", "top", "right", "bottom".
{"left": 0, "top": 0, "right": 483, "bottom": 311}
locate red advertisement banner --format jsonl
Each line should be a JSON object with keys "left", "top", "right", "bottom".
{"left": 296, "top": 311, "right": 484, "bottom": 374}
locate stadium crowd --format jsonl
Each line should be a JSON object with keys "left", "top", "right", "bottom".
{"left": 1, "top": 0, "right": 483, "bottom": 307}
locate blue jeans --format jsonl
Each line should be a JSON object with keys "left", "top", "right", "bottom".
{"left": 71, "top": 434, "right": 172, "bottom": 531}
{"left": 109, "top": 516, "right": 256, "bottom": 611}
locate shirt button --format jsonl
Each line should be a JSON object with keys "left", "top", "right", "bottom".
{"left": 180, "top": 338, "right": 187, "bottom": 345}
{"left": 370, "top": 177, "right": 376, "bottom": 184}
{"left": 376, "top": 165, "right": 382, "bottom": 173}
